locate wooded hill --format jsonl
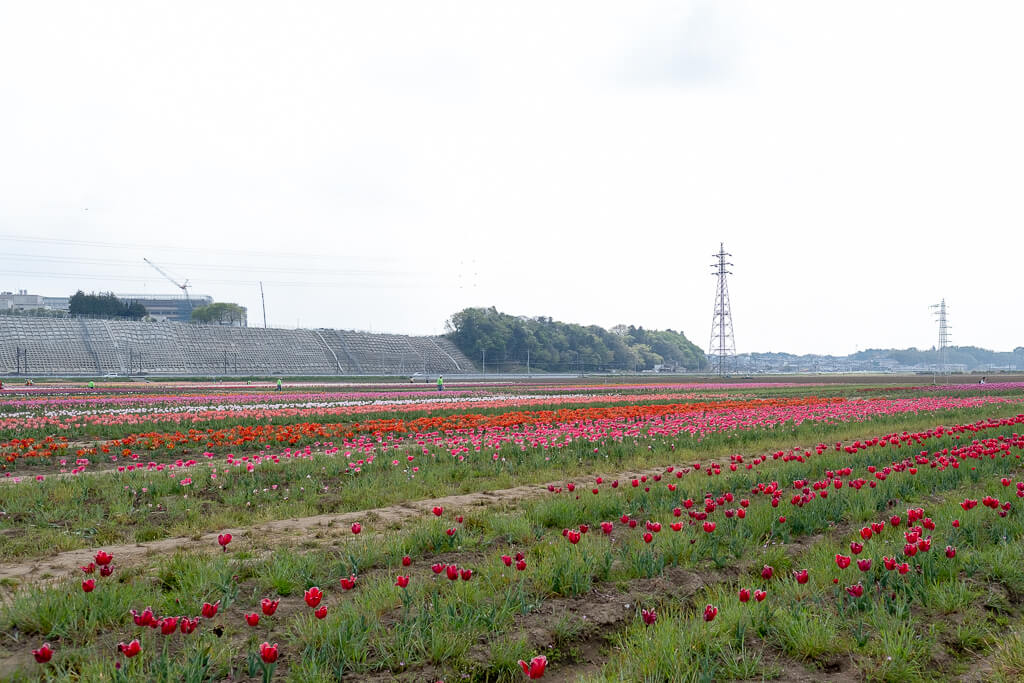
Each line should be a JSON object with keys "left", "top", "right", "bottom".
{"left": 445, "top": 307, "right": 706, "bottom": 373}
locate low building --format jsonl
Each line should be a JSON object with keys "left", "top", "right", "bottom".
{"left": 114, "top": 294, "right": 215, "bottom": 323}
{"left": 0, "top": 290, "right": 68, "bottom": 311}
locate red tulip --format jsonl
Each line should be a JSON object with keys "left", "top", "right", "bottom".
{"left": 100, "top": 565, "right": 114, "bottom": 577}
{"left": 245, "top": 612, "right": 260, "bottom": 626}
{"left": 351, "top": 522, "right": 361, "bottom": 535}
{"left": 201, "top": 601, "right": 220, "bottom": 619}
{"left": 739, "top": 588, "right": 750, "bottom": 602}
{"left": 793, "top": 569, "right": 809, "bottom": 584}
{"left": 80, "top": 562, "right": 95, "bottom": 574}
{"left": 641, "top": 608, "right": 657, "bottom": 625}
{"left": 180, "top": 617, "right": 199, "bottom": 634}
{"left": 159, "top": 616, "right": 178, "bottom": 635}
{"left": 260, "top": 598, "right": 280, "bottom": 615}
{"left": 945, "top": 545, "right": 956, "bottom": 558}
{"left": 754, "top": 589, "right": 767, "bottom": 602}
{"left": 890, "top": 515, "right": 901, "bottom": 527}
{"left": 130, "top": 607, "right": 157, "bottom": 627}
{"left": 94, "top": 550, "right": 113, "bottom": 566}
{"left": 601, "top": 522, "right": 614, "bottom": 534}
{"left": 835, "top": 554, "right": 851, "bottom": 569}
{"left": 259, "top": 642, "right": 279, "bottom": 664}
{"left": 502, "top": 555, "right": 513, "bottom": 566}
{"left": 340, "top": 575, "right": 357, "bottom": 590}
{"left": 703, "top": 604, "right": 718, "bottom": 621}
{"left": 217, "top": 533, "right": 232, "bottom": 551}
{"left": 567, "top": 530, "right": 581, "bottom": 544}
{"left": 857, "top": 559, "right": 872, "bottom": 572}
{"left": 314, "top": 605, "right": 328, "bottom": 619}
{"left": 761, "top": 565, "right": 774, "bottom": 580}
{"left": 516, "top": 559, "right": 527, "bottom": 571}
{"left": 304, "top": 586, "right": 323, "bottom": 608}
{"left": 432, "top": 506, "right": 443, "bottom": 516}
{"left": 446, "top": 527, "right": 457, "bottom": 537}
{"left": 456, "top": 516, "right": 464, "bottom": 524}
{"left": 643, "top": 532, "right": 653, "bottom": 544}
{"left": 850, "top": 542, "right": 863, "bottom": 555}
{"left": 460, "top": 568, "right": 473, "bottom": 581}
{"left": 860, "top": 527, "right": 872, "bottom": 541}
{"left": 117, "top": 640, "right": 142, "bottom": 658}
{"left": 446, "top": 565, "right": 459, "bottom": 581}
{"left": 519, "top": 654, "right": 548, "bottom": 679}
{"left": 402, "top": 555, "right": 412, "bottom": 567}
{"left": 396, "top": 575, "right": 410, "bottom": 588}
{"left": 883, "top": 556, "right": 897, "bottom": 570}
{"left": 845, "top": 583, "right": 864, "bottom": 598}
{"left": 431, "top": 563, "right": 446, "bottom": 574}
{"left": 897, "top": 562, "right": 910, "bottom": 575}
{"left": 82, "top": 579, "right": 95, "bottom": 592}
{"left": 703, "top": 521, "right": 716, "bottom": 533}
{"left": 32, "top": 643, "right": 54, "bottom": 663}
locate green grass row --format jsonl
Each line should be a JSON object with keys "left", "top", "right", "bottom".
{"left": 2, "top": 421, "right": 1024, "bottom": 681}
{"left": 1, "top": 402, "right": 1022, "bottom": 563}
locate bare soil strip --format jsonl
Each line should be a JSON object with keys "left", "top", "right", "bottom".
{"left": 0, "top": 464, "right": 684, "bottom": 588}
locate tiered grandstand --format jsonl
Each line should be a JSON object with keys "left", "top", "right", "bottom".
{"left": 0, "top": 317, "right": 474, "bottom": 376}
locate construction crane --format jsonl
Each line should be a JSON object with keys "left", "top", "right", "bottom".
{"left": 143, "top": 258, "right": 193, "bottom": 309}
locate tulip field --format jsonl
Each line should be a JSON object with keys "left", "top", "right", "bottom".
{"left": 2, "top": 378, "right": 1024, "bottom": 681}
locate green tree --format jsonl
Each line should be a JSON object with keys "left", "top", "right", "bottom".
{"left": 191, "top": 302, "right": 247, "bottom": 325}
{"left": 68, "top": 291, "right": 147, "bottom": 319}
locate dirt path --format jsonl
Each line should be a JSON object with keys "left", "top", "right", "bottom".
{"left": 0, "top": 463, "right": 693, "bottom": 588}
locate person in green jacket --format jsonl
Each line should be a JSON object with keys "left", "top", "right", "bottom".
{"left": 88, "top": 380, "right": 95, "bottom": 389}
{"left": 437, "top": 375, "right": 444, "bottom": 392}
{"left": 276, "top": 378, "right": 283, "bottom": 391}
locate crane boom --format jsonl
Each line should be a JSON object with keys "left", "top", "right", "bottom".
{"left": 143, "top": 258, "right": 193, "bottom": 308}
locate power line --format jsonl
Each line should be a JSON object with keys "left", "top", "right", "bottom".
{"left": 0, "top": 251, "right": 428, "bottom": 277}
{"left": 0, "top": 233, "right": 398, "bottom": 263}
{"left": 0, "top": 269, "right": 446, "bottom": 289}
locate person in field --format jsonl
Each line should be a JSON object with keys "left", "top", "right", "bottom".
{"left": 276, "top": 378, "right": 283, "bottom": 391}
{"left": 437, "top": 375, "right": 444, "bottom": 392}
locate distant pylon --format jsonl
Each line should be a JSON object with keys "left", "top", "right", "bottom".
{"left": 708, "top": 243, "right": 736, "bottom": 376}
{"left": 930, "top": 299, "right": 951, "bottom": 378}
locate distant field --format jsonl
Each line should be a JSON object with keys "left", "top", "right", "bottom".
{"left": 1, "top": 378, "right": 1023, "bottom": 681}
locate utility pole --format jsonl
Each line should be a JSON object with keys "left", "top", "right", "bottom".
{"left": 526, "top": 348, "right": 530, "bottom": 376}
{"left": 259, "top": 281, "right": 267, "bottom": 328}
{"left": 481, "top": 349, "right": 486, "bottom": 375}
{"left": 708, "top": 243, "right": 736, "bottom": 376}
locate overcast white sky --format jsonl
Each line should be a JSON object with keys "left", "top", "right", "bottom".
{"left": 1, "top": 2, "right": 1021, "bottom": 355}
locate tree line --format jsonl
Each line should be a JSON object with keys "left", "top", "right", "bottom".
{"left": 445, "top": 307, "right": 707, "bottom": 373}
{"left": 68, "top": 291, "right": 148, "bottom": 319}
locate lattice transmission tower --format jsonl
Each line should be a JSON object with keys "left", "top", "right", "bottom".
{"left": 708, "top": 243, "right": 736, "bottom": 376}
{"left": 930, "top": 299, "right": 952, "bottom": 380}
